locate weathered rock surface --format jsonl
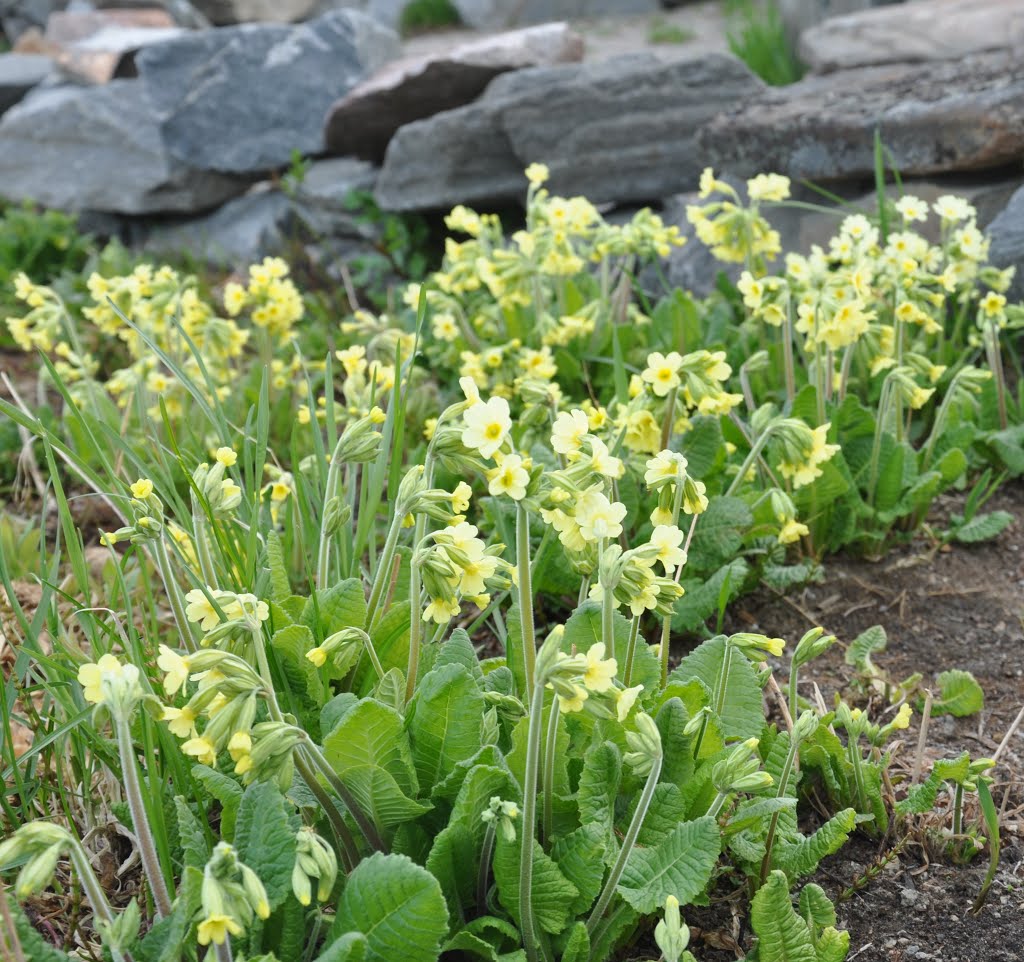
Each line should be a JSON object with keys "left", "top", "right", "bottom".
{"left": 800, "top": 0, "right": 1024, "bottom": 73}
{"left": 778, "top": 0, "right": 897, "bottom": 43}
{"left": 143, "top": 158, "right": 378, "bottom": 266}
{"left": 987, "top": 186, "right": 1024, "bottom": 302}
{"left": 0, "top": 52, "right": 53, "bottom": 114}
{"left": 376, "top": 52, "right": 762, "bottom": 212}
{"left": 324, "top": 23, "right": 583, "bottom": 163}
{"left": 136, "top": 9, "right": 400, "bottom": 174}
{"left": 698, "top": 54, "right": 1024, "bottom": 183}
{"left": 42, "top": 9, "right": 186, "bottom": 83}
{"left": 0, "top": 80, "right": 248, "bottom": 214}
{"left": 0, "top": 0, "right": 65, "bottom": 44}
{"left": 190, "top": 0, "right": 320, "bottom": 24}
{"left": 453, "top": 0, "right": 657, "bottom": 31}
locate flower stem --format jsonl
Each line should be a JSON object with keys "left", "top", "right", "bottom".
{"left": 477, "top": 820, "right": 497, "bottom": 914}
{"left": 293, "top": 748, "right": 358, "bottom": 872}
{"left": 782, "top": 300, "right": 796, "bottom": 403}
{"left": 516, "top": 503, "right": 537, "bottom": 706}
{"left": 405, "top": 555, "right": 422, "bottom": 704}
{"left": 759, "top": 731, "right": 799, "bottom": 886}
{"left": 316, "top": 439, "right": 347, "bottom": 592}
{"left": 519, "top": 678, "right": 546, "bottom": 962}
{"left": 192, "top": 504, "right": 219, "bottom": 589}
{"left": 586, "top": 752, "right": 663, "bottom": 934}
{"left": 364, "top": 511, "right": 404, "bottom": 631}
{"left": 154, "top": 537, "right": 198, "bottom": 653}
{"left": 114, "top": 717, "right": 173, "bottom": 917}
{"left": 542, "top": 697, "right": 560, "bottom": 848}
{"left": 65, "top": 840, "right": 129, "bottom": 962}
{"left": 621, "top": 615, "right": 641, "bottom": 688}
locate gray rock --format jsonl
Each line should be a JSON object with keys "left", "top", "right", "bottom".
{"left": 453, "top": 0, "right": 657, "bottom": 31}
{"left": 0, "top": 52, "right": 53, "bottom": 115}
{"left": 697, "top": 53, "right": 1024, "bottom": 183}
{"left": 189, "top": 0, "right": 320, "bottom": 24}
{"left": 136, "top": 9, "right": 400, "bottom": 174}
{"left": 324, "top": 22, "right": 584, "bottom": 163}
{"left": 799, "top": 0, "right": 1024, "bottom": 74}
{"left": 987, "top": 186, "right": 1024, "bottom": 302}
{"left": 376, "top": 52, "right": 762, "bottom": 211}
{"left": 96, "top": 0, "right": 212, "bottom": 30}
{"left": 0, "top": 0, "right": 66, "bottom": 44}
{"left": 777, "top": 0, "right": 899, "bottom": 44}
{"left": 0, "top": 80, "right": 248, "bottom": 213}
{"left": 143, "top": 157, "right": 378, "bottom": 266}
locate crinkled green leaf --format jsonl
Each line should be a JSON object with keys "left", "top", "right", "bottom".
{"left": 302, "top": 578, "right": 366, "bottom": 637}
{"left": 616, "top": 816, "right": 721, "bottom": 913}
{"left": 750, "top": 870, "right": 817, "bottom": 962}
{"left": 577, "top": 740, "right": 621, "bottom": 841}
{"left": 174, "top": 796, "right": 209, "bottom": 870}
{"left": 673, "top": 559, "right": 750, "bottom": 633}
{"left": 562, "top": 600, "right": 660, "bottom": 690}
{"left": 493, "top": 833, "right": 578, "bottom": 935}
{"left": 234, "top": 781, "right": 298, "bottom": 912}
{"left": 798, "top": 882, "right": 837, "bottom": 931}
{"left": 844, "top": 625, "right": 887, "bottom": 670}
{"left": 670, "top": 635, "right": 764, "bottom": 740}
{"left": 551, "top": 823, "right": 607, "bottom": 916}
{"left": 313, "top": 932, "right": 368, "bottom": 962}
{"left": 686, "top": 496, "right": 753, "bottom": 571}
{"left": 560, "top": 922, "right": 591, "bottom": 962}
{"left": 136, "top": 866, "right": 203, "bottom": 962}
{"left": 952, "top": 510, "right": 1014, "bottom": 544}
{"left": 933, "top": 670, "right": 984, "bottom": 717}
{"left": 334, "top": 852, "right": 448, "bottom": 962}
{"left": 323, "top": 698, "right": 418, "bottom": 796}
{"left": 272, "top": 623, "right": 323, "bottom": 701}
{"left": 434, "top": 628, "right": 484, "bottom": 682}
{"left": 407, "top": 663, "right": 485, "bottom": 791}
{"left": 631, "top": 782, "right": 688, "bottom": 846}
{"left": 192, "top": 763, "right": 243, "bottom": 840}
{"left": 772, "top": 808, "right": 857, "bottom": 880}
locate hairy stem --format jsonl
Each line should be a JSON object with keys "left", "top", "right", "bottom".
{"left": 516, "top": 503, "right": 537, "bottom": 705}
{"left": 542, "top": 697, "right": 561, "bottom": 848}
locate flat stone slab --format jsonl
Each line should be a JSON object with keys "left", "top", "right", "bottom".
{"left": 375, "top": 52, "right": 762, "bottom": 211}
{"left": 324, "top": 22, "right": 584, "bottom": 163}
{"left": 0, "top": 53, "right": 54, "bottom": 115}
{"left": 0, "top": 80, "right": 248, "bottom": 214}
{"left": 136, "top": 9, "right": 400, "bottom": 174}
{"left": 800, "top": 0, "right": 1024, "bottom": 73}
{"left": 697, "top": 53, "right": 1024, "bottom": 183}
{"left": 987, "top": 185, "right": 1024, "bottom": 302}
{"left": 453, "top": 0, "right": 658, "bottom": 31}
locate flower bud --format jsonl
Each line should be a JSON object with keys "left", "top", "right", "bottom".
{"left": 654, "top": 895, "right": 691, "bottom": 962}
{"left": 624, "top": 712, "right": 663, "bottom": 776}
{"left": 791, "top": 627, "right": 837, "bottom": 668}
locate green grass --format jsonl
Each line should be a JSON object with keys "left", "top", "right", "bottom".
{"left": 725, "top": 0, "right": 805, "bottom": 86}
{"left": 399, "top": 0, "right": 461, "bottom": 35}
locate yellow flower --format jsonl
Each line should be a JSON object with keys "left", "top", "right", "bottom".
{"left": 77, "top": 653, "right": 125, "bottom": 705}
{"left": 185, "top": 588, "right": 222, "bottom": 631}
{"left": 891, "top": 704, "right": 913, "bottom": 730}
{"left": 557, "top": 683, "right": 589, "bottom": 714}
{"left": 157, "top": 645, "right": 190, "bottom": 696}
{"left": 525, "top": 162, "right": 550, "bottom": 186}
{"left": 162, "top": 705, "right": 198, "bottom": 739}
{"left": 197, "top": 914, "right": 243, "bottom": 946}
{"left": 778, "top": 517, "right": 809, "bottom": 545}
{"left": 451, "top": 481, "right": 472, "bottom": 514}
{"left": 307, "top": 646, "right": 327, "bottom": 667}
{"left": 582, "top": 643, "right": 617, "bottom": 693}
{"left": 486, "top": 453, "right": 529, "bottom": 501}
{"left": 130, "top": 478, "right": 154, "bottom": 500}
{"left": 223, "top": 283, "right": 247, "bottom": 316}
{"left": 461, "top": 396, "right": 511, "bottom": 459}
{"left": 616, "top": 684, "right": 643, "bottom": 722}
{"left": 575, "top": 489, "right": 627, "bottom": 542}
{"left": 746, "top": 173, "right": 790, "bottom": 203}
{"left": 181, "top": 736, "right": 217, "bottom": 767}
{"left": 215, "top": 447, "right": 237, "bottom": 467}
{"left": 641, "top": 351, "right": 683, "bottom": 397}
{"left": 649, "top": 524, "right": 687, "bottom": 574}
{"left": 424, "top": 596, "right": 460, "bottom": 624}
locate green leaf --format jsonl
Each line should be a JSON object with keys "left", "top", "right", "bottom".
{"left": 679, "top": 416, "right": 725, "bottom": 479}
{"left": 773, "top": 808, "right": 857, "bottom": 880}
{"left": 333, "top": 852, "right": 448, "bottom": 962}
{"left": 576, "top": 740, "right": 622, "bottom": 841}
{"left": 174, "top": 796, "right": 210, "bottom": 870}
{"left": 673, "top": 559, "right": 750, "bottom": 633}
{"left": 267, "top": 530, "right": 291, "bottom": 602}
{"left": 192, "top": 764, "right": 243, "bottom": 840}
{"left": 616, "top": 816, "right": 721, "bottom": 913}
{"left": 798, "top": 882, "right": 837, "bottom": 930}
{"left": 750, "top": 870, "right": 817, "bottom": 962}
{"left": 656, "top": 697, "right": 696, "bottom": 789}
{"left": 686, "top": 496, "right": 753, "bottom": 571}
{"left": 932, "top": 670, "right": 984, "bottom": 717}
{"left": 435, "top": 628, "right": 484, "bottom": 682}
{"left": 355, "top": 602, "right": 410, "bottom": 695}
{"left": 234, "top": 782, "right": 298, "bottom": 912}
{"left": 493, "top": 833, "right": 578, "bottom": 935}
{"left": 407, "top": 663, "right": 486, "bottom": 791}
{"left": 952, "top": 510, "right": 1013, "bottom": 543}
{"left": 670, "top": 635, "right": 764, "bottom": 740}
{"left": 136, "top": 866, "right": 204, "bottom": 962}
{"left": 551, "top": 823, "right": 607, "bottom": 916}
{"left": 560, "top": 922, "right": 591, "bottom": 962}
{"left": 631, "top": 782, "right": 688, "bottom": 846}
{"left": 272, "top": 623, "right": 323, "bottom": 701}
{"left": 303, "top": 578, "right": 367, "bottom": 637}
{"left": 442, "top": 917, "right": 524, "bottom": 962}
{"left": 314, "top": 933, "right": 368, "bottom": 962}
{"left": 322, "top": 698, "right": 426, "bottom": 829}
{"left": 425, "top": 822, "right": 476, "bottom": 920}
{"left": 844, "top": 625, "right": 886, "bottom": 671}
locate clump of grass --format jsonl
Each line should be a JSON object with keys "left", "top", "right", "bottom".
{"left": 399, "top": 0, "right": 461, "bottom": 35}
{"left": 648, "top": 16, "right": 695, "bottom": 45}
{"left": 725, "top": 0, "right": 804, "bottom": 86}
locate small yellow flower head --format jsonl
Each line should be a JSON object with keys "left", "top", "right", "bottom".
{"left": 778, "top": 517, "right": 809, "bottom": 545}
{"left": 616, "top": 684, "right": 643, "bottom": 722}
{"left": 182, "top": 735, "right": 217, "bottom": 767}
{"left": 197, "top": 913, "right": 243, "bottom": 946}
{"left": 582, "top": 643, "right": 617, "bottom": 693}
{"left": 641, "top": 351, "right": 683, "bottom": 397}
{"left": 162, "top": 705, "right": 198, "bottom": 739}
{"left": 157, "top": 645, "right": 190, "bottom": 696}
{"left": 77, "top": 653, "right": 130, "bottom": 705}
{"left": 525, "top": 162, "right": 550, "bottom": 186}
{"left": 130, "top": 478, "right": 154, "bottom": 500}
{"left": 649, "top": 524, "right": 687, "bottom": 574}
{"left": 486, "top": 453, "right": 529, "bottom": 501}
{"left": 746, "top": 172, "right": 790, "bottom": 203}
{"left": 215, "top": 447, "right": 237, "bottom": 467}
{"left": 99, "top": 531, "right": 119, "bottom": 547}
{"left": 461, "top": 395, "right": 511, "bottom": 459}
{"left": 306, "top": 646, "right": 327, "bottom": 668}
{"left": 891, "top": 703, "right": 913, "bottom": 730}
{"left": 556, "top": 682, "right": 589, "bottom": 714}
